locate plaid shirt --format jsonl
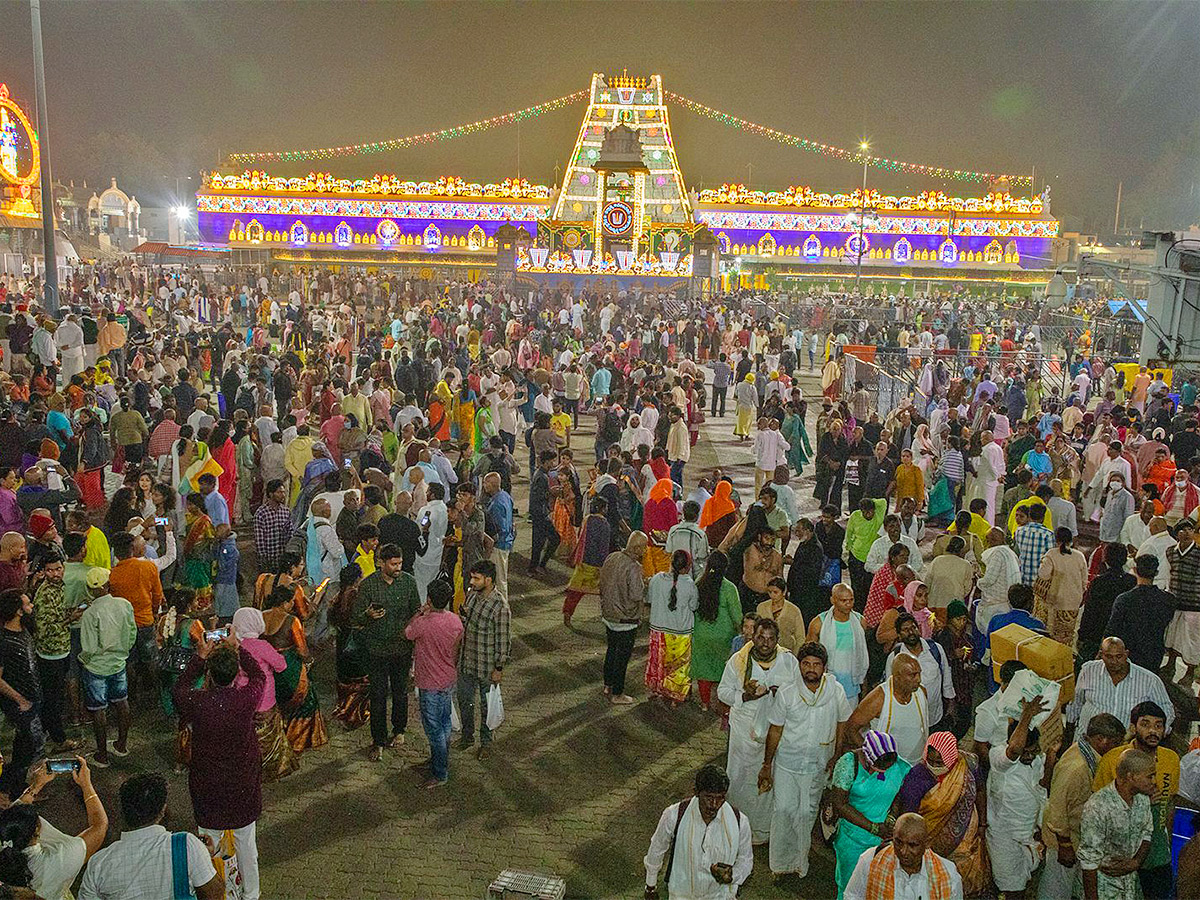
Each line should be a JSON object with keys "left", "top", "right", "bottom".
{"left": 1014, "top": 521, "right": 1054, "bottom": 586}
{"left": 254, "top": 502, "right": 293, "bottom": 572}
{"left": 458, "top": 587, "right": 511, "bottom": 680}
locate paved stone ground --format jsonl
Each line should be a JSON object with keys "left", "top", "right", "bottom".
{"left": 36, "top": 377, "right": 848, "bottom": 900}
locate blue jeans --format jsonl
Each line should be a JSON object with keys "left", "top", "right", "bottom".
{"left": 419, "top": 687, "right": 453, "bottom": 782}
{"left": 670, "top": 460, "right": 685, "bottom": 485}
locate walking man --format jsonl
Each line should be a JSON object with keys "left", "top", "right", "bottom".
{"left": 598, "top": 531, "right": 647, "bottom": 705}
{"left": 457, "top": 561, "right": 510, "bottom": 760}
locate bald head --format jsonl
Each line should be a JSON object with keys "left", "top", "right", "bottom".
{"left": 986, "top": 526, "right": 1007, "bottom": 547}
{"left": 0, "top": 531, "right": 25, "bottom": 562}
{"left": 892, "top": 813, "right": 931, "bottom": 874}
{"left": 625, "top": 530, "right": 648, "bottom": 558}
{"left": 394, "top": 491, "right": 412, "bottom": 515}
{"left": 1149, "top": 516, "right": 1168, "bottom": 535}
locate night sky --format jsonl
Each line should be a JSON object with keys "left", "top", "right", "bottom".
{"left": 2, "top": 1, "right": 1197, "bottom": 234}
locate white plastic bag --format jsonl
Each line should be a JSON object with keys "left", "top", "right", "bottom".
{"left": 451, "top": 695, "right": 462, "bottom": 732}
{"left": 996, "top": 668, "right": 1060, "bottom": 730}
{"left": 486, "top": 683, "right": 505, "bottom": 731}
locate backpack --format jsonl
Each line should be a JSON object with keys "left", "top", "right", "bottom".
{"left": 158, "top": 616, "right": 196, "bottom": 678}
{"left": 600, "top": 409, "right": 622, "bottom": 444}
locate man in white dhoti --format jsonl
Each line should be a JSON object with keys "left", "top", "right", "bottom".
{"left": 987, "top": 695, "right": 1049, "bottom": 897}
{"left": 55, "top": 313, "right": 86, "bottom": 383}
{"left": 644, "top": 764, "right": 753, "bottom": 900}
{"left": 970, "top": 431, "right": 1005, "bottom": 525}
{"left": 716, "top": 617, "right": 799, "bottom": 845}
{"left": 758, "top": 641, "right": 852, "bottom": 878}
{"left": 413, "top": 482, "right": 448, "bottom": 601}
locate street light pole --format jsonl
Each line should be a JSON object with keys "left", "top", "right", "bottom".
{"left": 854, "top": 141, "right": 869, "bottom": 297}
{"left": 30, "top": 0, "right": 58, "bottom": 314}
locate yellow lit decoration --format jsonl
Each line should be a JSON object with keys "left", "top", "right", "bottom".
{"left": 696, "top": 184, "right": 1045, "bottom": 216}
{"left": 204, "top": 171, "right": 552, "bottom": 200}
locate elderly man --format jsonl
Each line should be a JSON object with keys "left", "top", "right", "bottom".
{"left": 1039, "top": 714, "right": 1128, "bottom": 900}
{"left": 977, "top": 526, "right": 1020, "bottom": 632}
{"left": 865, "top": 514, "right": 925, "bottom": 576}
{"left": 758, "top": 641, "right": 852, "bottom": 879}
{"left": 1165, "top": 518, "right": 1200, "bottom": 687}
{"left": 1068, "top": 637, "right": 1174, "bottom": 738}
{"left": 845, "top": 654, "right": 929, "bottom": 765}
{"left": 844, "top": 812, "right": 963, "bottom": 900}
{"left": 1079, "top": 749, "right": 1156, "bottom": 900}
{"left": 717, "top": 618, "right": 799, "bottom": 845}
{"left": 598, "top": 531, "right": 647, "bottom": 705}
{"left": 643, "top": 764, "right": 753, "bottom": 900}
{"left": 972, "top": 429, "right": 1006, "bottom": 525}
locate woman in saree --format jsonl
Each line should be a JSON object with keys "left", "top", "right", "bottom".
{"left": 550, "top": 469, "right": 578, "bottom": 559}
{"left": 155, "top": 587, "right": 211, "bottom": 770}
{"left": 177, "top": 492, "right": 216, "bottom": 607}
{"left": 563, "top": 498, "right": 611, "bottom": 627}
{"left": 207, "top": 419, "right": 238, "bottom": 520}
{"left": 254, "top": 550, "right": 312, "bottom": 620}
{"left": 231, "top": 606, "right": 298, "bottom": 782}
{"left": 699, "top": 479, "right": 738, "bottom": 548}
{"left": 473, "top": 403, "right": 497, "bottom": 458}
{"left": 830, "top": 730, "right": 911, "bottom": 900}
{"left": 689, "top": 550, "right": 741, "bottom": 711}
{"left": 893, "top": 732, "right": 985, "bottom": 895}
{"left": 645, "top": 549, "right": 698, "bottom": 705}
{"left": 781, "top": 399, "right": 811, "bottom": 475}
{"left": 329, "top": 563, "right": 370, "bottom": 728}
{"left": 75, "top": 407, "right": 109, "bottom": 508}
{"left": 451, "top": 382, "right": 477, "bottom": 448}
{"left": 262, "top": 583, "right": 329, "bottom": 754}
{"left": 642, "top": 477, "right": 679, "bottom": 577}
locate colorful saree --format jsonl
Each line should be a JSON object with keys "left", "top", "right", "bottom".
{"left": 255, "top": 707, "right": 299, "bottom": 782}
{"left": 272, "top": 617, "right": 329, "bottom": 753}
{"left": 645, "top": 629, "right": 692, "bottom": 702}
{"left": 178, "top": 512, "right": 216, "bottom": 604}
{"left": 898, "top": 758, "right": 986, "bottom": 896}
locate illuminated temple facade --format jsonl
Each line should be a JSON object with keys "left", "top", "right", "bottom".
{"left": 197, "top": 73, "right": 1059, "bottom": 292}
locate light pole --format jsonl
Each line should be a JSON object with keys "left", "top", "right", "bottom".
{"left": 854, "top": 140, "right": 870, "bottom": 297}
{"left": 30, "top": 0, "right": 58, "bottom": 314}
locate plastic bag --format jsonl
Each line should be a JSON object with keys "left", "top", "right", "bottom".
{"left": 486, "top": 683, "right": 504, "bottom": 731}
{"left": 451, "top": 695, "right": 462, "bottom": 732}
{"left": 995, "top": 668, "right": 1060, "bottom": 729}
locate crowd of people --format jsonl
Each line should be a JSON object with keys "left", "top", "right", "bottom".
{"left": 0, "top": 261, "right": 1193, "bottom": 899}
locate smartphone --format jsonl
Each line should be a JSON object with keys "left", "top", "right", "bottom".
{"left": 46, "top": 758, "right": 80, "bottom": 774}
{"left": 420, "top": 511, "right": 431, "bottom": 528}
{"left": 204, "top": 627, "right": 229, "bottom": 642}
{"left": 344, "top": 458, "right": 353, "bottom": 469}
{"left": 155, "top": 516, "right": 169, "bottom": 526}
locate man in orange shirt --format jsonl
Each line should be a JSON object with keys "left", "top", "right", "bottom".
{"left": 106, "top": 531, "right": 165, "bottom": 703}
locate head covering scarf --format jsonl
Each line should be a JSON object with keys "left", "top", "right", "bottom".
{"left": 699, "top": 480, "right": 735, "bottom": 528}
{"left": 923, "top": 731, "right": 960, "bottom": 780}
{"left": 648, "top": 477, "right": 675, "bottom": 504}
{"left": 232, "top": 607, "right": 265, "bottom": 640}
{"left": 862, "top": 730, "right": 898, "bottom": 777}
{"left": 902, "top": 581, "right": 933, "bottom": 638}
{"left": 38, "top": 439, "right": 59, "bottom": 461}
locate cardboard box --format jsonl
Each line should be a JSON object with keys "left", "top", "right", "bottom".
{"left": 990, "top": 623, "right": 1075, "bottom": 702}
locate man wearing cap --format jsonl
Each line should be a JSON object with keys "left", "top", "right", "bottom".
{"left": 78, "top": 567, "right": 135, "bottom": 767}
{"left": 27, "top": 509, "right": 63, "bottom": 577}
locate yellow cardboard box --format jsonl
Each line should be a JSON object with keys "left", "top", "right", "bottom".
{"left": 990, "top": 623, "right": 1075, "bottom": 703}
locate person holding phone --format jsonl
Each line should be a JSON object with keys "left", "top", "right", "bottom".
{"left": 0, "top": 758, "right": 108, "bottom": 900}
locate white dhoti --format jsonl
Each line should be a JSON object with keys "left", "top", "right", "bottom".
{"left": 767, "top": 764, "right": 824, "bottom": 876}
{"left": 413, "top": 560, "right": 439, "bottom": 602}
{"left": 61, "top": 349, "right": 85, "bottom": 382}
{"left": 83, "top": 344, "right": 98, "bottom": 369}
{"left": 986, "top": 830, "right": 1042, "bottom": 892}
{"left": 726, "top": 708, "right": 773, "bottom": 843}
{"left": 1166, "top": 610, "right": 1200, "bottom": 665}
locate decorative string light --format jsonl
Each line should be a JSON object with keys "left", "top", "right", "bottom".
{"left": 664, "top": 91, "right": 1032, "bottom": 187}
{"left": 227, "top": 90, "right": 589, "bottom": 165}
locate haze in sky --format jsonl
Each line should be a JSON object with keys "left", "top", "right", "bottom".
{"left": 2, "top": 1, "right": 1197, "bottom": 234}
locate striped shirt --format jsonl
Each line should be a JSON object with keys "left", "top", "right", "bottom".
{"left": 1167, "top": 542, "right": 1200, "bottom": 612}
{"left": 939, "top": 449, "right": 965, "bottom": 483}
{"left": 1067, "top": 659, "right": 1174, "bottom": 736}
{"left": 1014, "top": 521, "right": 1055, "bottom": 586}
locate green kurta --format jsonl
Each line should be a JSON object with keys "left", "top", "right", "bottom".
{"left": 689, "top": 578, "right": 743, "bottom": 681}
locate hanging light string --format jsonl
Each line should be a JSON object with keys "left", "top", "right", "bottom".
{"left": 226, "top": 90, "right": 589, "bottom": 165}
{"left": 664, "top": 91, "right": 1032, "bottom": 187}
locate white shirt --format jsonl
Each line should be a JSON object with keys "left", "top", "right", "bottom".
{"left": 977, "top": 544, "right": 1021, "bottom": 606}
{"left": 534, "top": 392, "right": 553, "bottom": 415}
{"left": 1120, "top": 516, "right": 1152, "bottom": 554}
{"left": 972, "top": 690, "right": 1007, "bottom": 748}
{"left": 885, "top": 639, "right": 956, "bottom": 726}
{"left": 987, "top": 745, "right": 1046, "bottom": 840}
{"left": 768, "top": 674, "right": 852, "bottom": 773}
{"left": 1067, "top": 659, "right": 1175, "bottom": 735}
{"left": 844, "top": 846, "right": 964, "bottom": 900}
{"left": 78, "top": 824, "right": 216, "bottom": 900}
{"left": 1138, "top": 531, "right": 1176, "bottom": 590}
{"left": 865, "top": 533, "right": 925, "bottom": 575}
{"left": 25, "top": 817, "right": 86, "bottom": 900}
{"left": 643, "top": 800, "right": 753, "bottom": 899}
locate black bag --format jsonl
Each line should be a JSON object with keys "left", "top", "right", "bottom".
{"left": 158, "top": 617, "right": 196, "bottom": 676}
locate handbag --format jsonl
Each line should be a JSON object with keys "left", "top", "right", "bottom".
{"left": 158, "top": 618, "right": 195, "bottom": 677}
{"left": 818, "top": 557, "right": 842, "bottom": 589}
